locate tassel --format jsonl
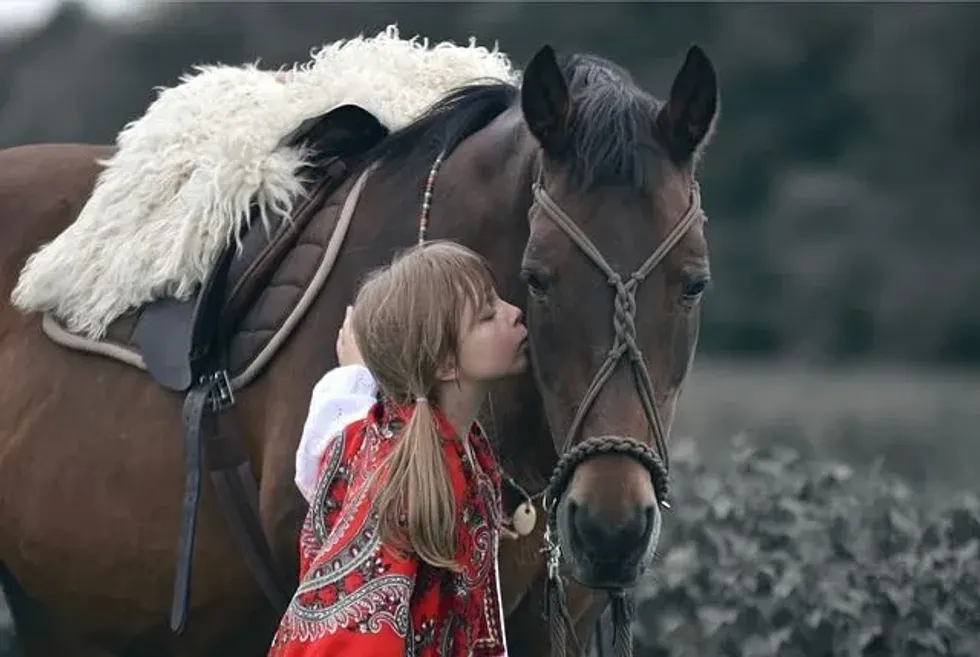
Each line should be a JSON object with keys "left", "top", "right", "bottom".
{"left": 544, "top": 574, "right": 567, "bottom": 657}
{"left": 609, "top": 590, "right": 635, "bottom": 657}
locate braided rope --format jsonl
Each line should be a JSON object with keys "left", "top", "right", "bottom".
{"left": 609, "top": 590, "right": 635, "bottom": 657}
{"left": 611, "top": 275, "right": 638, "bottom": 354}
{"left": 540, "top": 436, "right": 666, "bottom": 657}
{"left": 544, "top": 435, "right": 670, "bottom": 514}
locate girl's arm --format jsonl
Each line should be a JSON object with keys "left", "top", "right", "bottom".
{"left": 294, "top": 363, "right": 377, "bottom": 503}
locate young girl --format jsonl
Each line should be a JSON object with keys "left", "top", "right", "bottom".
{"left": 268, "top": 240, "right": 528, "bottom": 657}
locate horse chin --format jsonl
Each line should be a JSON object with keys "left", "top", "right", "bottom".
{"left": 562, "top": 558, "right": 648, "bottom": 592}
{"left": 554, "top": 493, "right": 661, "bottom": 591}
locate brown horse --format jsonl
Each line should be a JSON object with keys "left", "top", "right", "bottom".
{"left": 0, "top": 43, "right": 717, "bottom": 657}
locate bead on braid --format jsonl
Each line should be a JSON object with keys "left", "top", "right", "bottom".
{"left": 418, "top": 150, "right": 447, "bottom": 245}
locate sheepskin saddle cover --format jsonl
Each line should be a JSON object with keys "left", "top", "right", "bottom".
{"left": 11, "top": 25, "right": 518, "bottom": 339}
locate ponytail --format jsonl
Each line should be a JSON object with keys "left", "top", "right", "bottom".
{"left": 372, "top": 398, "right": 461, "bottom": 572}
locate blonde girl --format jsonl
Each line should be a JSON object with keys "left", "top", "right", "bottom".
{"left": 268, "top": 240, "right": 527, "bottom": 657}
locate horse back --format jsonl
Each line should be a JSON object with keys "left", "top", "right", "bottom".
{"left": 0, "top": 143, "right": 114, "bottom": 292}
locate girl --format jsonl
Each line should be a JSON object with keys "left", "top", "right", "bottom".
{"left": 268, "top": 240, "right": 528, "bottom": 657}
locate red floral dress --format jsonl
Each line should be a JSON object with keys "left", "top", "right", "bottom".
{"left": 268, "top": 395, "right": 509, "bottom": 656}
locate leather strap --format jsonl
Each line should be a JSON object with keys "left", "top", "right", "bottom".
{"left": 170, "top": 383, "right": 211, "bottom": 633}
{"left": 206, "top": 409, "right": 291, "bottom": 615}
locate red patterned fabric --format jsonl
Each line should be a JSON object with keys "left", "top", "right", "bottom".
{"left": 268, "top": 399, "right": 508, "bottom": 657}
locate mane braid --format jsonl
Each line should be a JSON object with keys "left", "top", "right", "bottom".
{"left": 559, "top": 53, "right": 665, "bottom": 193}
{"left": 366, "top": 80, "right": 519, "bottom": 182}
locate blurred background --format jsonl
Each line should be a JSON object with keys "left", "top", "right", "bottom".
{"left": 1, "top": 2, "right": 978, "bottom": 655}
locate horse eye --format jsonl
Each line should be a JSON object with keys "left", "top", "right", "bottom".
{"left": 520, "top": 268, "right": 550, "bottom": 298}
{"left": 681, "top": 276, "right": 710, "bottom": 302}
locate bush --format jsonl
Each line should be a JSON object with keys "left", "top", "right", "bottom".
{"left": 0, "top": 611, "right": 11, "bottom": 657}
{"left": 635, "top": 438, "right": 980, "bottom": 657}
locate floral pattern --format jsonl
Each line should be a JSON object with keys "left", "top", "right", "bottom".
{"left": 268, "top": 399, "right": 507, "bottom": 657}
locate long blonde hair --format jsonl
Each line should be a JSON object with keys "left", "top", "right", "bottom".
{"left": 350, "top": 240, "right": 497, "bottom": 571}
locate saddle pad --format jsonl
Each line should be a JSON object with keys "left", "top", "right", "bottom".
{"left": 41, "top": 165, "right": 374, "bottom": 391}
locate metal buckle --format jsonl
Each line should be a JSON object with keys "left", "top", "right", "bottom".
{"left": 541, "top": 524, "right": 562, "bottom": 581}
{"left": 202, "top": 370, "right": 235, "bottom": 412}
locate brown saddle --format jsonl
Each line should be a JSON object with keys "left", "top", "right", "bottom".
{"left": 41, "top": 103, "right": 388, "bottom": 634}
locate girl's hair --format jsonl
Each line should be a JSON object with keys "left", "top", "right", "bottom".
{"left": 350, "top": 240, "right": 497, "bottom": 571}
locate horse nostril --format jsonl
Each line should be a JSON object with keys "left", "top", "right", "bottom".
{"left": 568, "top": 499, "right": 606, "bottom": 552}
{"left": 641, "top": 504, "right": 657, "bottom": 543}
{"left": 566, "top": 499, "right": 584, "bottom": 548}
{"left": 616, "top": 504, "right": 653, "bottom": 546}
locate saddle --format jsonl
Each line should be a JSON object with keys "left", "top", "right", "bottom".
{"left": 41, "top": 103, "right": 388, "bottom": 633}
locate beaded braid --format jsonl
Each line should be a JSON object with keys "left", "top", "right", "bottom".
{"left": 418, "top": 150, "right": 447, "bottom": 245}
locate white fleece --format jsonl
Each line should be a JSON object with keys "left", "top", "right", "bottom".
{"left": 11, "top": 25, "right": 519, "bottom": 339}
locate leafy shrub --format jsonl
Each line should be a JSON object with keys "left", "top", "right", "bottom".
{"left": 635, "top": 437, "right": 980, "bottom": 657}
{"left": 0, "top": 609, "right": 11, "bottom": 657}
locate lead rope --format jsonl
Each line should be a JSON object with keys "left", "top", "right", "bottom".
{"left": 609, "top": 590, "right": 635, "bottom": 657}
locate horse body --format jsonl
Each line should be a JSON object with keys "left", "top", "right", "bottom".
{"left": 0, "top": 43, "right": 718, "bottom": 657}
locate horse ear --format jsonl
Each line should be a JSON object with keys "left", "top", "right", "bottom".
{"left": 655, "top": 44, "right": 719, "bottom": 165}
{"left": 521, "top": 45, "right": 569, "bottom": 156}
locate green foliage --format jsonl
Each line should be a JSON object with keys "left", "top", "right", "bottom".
{"left": 0, "top": 609, "right": 10, "bottom": 657}
{"left": 636, "top": 438, "right": 980, "bottom": 656}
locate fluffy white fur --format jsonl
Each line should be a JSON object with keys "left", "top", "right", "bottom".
{"left": 12, "top": 25, "right": 519, "bottom": 339}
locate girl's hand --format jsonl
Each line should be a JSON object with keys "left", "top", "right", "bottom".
{"left": 336, "top": 306, "right": 364, "bottom": 367}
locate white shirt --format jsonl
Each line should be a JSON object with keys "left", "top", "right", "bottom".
{"left": 294, "top": 364, "right": 378, "bottom": 504}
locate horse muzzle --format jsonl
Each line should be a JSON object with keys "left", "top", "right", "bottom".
{"left": 552, "top": 445, "right": 664, "bottom": 589}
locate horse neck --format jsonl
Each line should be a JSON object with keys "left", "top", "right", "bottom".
{"left": 245, "top": 110, "right": 553, "bottom": 565}
{"left": 429, "top": 109, "right": 559, "bottom": 490}
{"left": 429, "top": 106, "right": 538, "bottom": 269}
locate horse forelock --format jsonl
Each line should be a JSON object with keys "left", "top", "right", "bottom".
{"left": 560, "top": 53, "right": 666, "bottom": 194}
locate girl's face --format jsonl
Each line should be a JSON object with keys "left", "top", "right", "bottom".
{"left": 453, "top": 290, "right": 528, "bottom": 385}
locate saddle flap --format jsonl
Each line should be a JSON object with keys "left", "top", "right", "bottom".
{"left": 133, "top": 247, "right": 234, "bottom": 392}
{"left": 130, "top": 104, "right": 388, "bottom": 393}
{"left": 132, "top": 295, "right": 197, "bottom": 391}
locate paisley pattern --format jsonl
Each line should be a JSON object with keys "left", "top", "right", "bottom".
{"left": 268, "top": 399, "right": 508, "bottom": 657}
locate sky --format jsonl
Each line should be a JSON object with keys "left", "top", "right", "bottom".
{"left": 1, "top": 0, "right": 149, "bottom": 35}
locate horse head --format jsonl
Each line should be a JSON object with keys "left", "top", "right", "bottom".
{"left": 515, "top": 44, "right": 718, "bottom": 590}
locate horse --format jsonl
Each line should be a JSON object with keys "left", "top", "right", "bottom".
{"left": 0, "top": 42, "right": 717, "bottom": 657}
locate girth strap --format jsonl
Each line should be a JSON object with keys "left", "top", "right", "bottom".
{"left": 170, "top": 373, "right": 291, "bottom": 633}
{"left": 170, "top": 383, "right": 209, "bottom": 633}
{"left": 205, "top": 395, "right": 292, "bottom": 618}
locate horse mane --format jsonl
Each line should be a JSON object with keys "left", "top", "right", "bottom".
{"left": 364, "top": 52, "right": 661, "bottom": 193}
{"left": 366, "top": 80, "right": 519, "bottom": 180}
{"left": 559, "top": 53, "right": 664, "bottom": 193}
